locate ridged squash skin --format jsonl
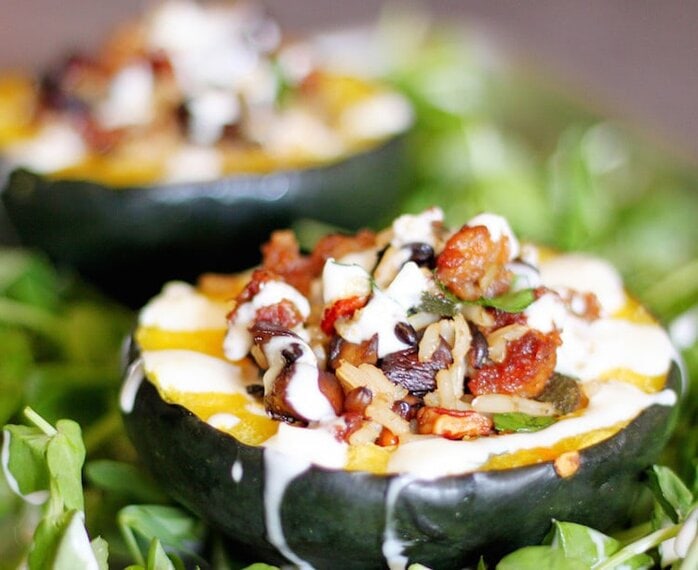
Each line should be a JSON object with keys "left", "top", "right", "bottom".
{"left": 1, "top": 136, "right": 406, "bottom": 307}
{"left": 122, "top": 336, "right": 681, "bottom": 570}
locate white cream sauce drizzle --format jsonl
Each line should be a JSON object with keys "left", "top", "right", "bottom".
{"left": 119, "top": 356, "right": 145, "bottom": 414}
{"left": 224, "top": 280, "right": 310, "bottom": 361}
{"left": 231, "top": 458, "right": 243, "bottom": 483}
{"left": 139, "top": 281, "right": 229, "bottom": 331}
{"left": 263, "top": 448, "right": 314, "bottom": 569}
{"left": 538, "top": 254, "right": 625, "bottom": 315}
{"left": 387, "top": 382, "right": 676, "bottom": 479}
{"left": 6, "top": 121, "right": 86, "bottom": 173}
{"left": 262, "top": 335, "right": 335, "bottom": 422}
{"left": 336, "top": 262, "right": 430, "bottom": 357}
{"left": 261, "top": 425, "right": 347, "bottom": 568}
{"left": 526, "top": 292, "right": 674, "bottom": 380}
{"left": 1, "top": 430, "right": 50, "bottom": 505}
{"left": 382, "top": 475, "right": 417, "bottom": 570}
{"left": 322, "top": 259, "right": 372, "bottom": 304}
{"left": 141, "top": 350, "right": 253, "bottom": 395}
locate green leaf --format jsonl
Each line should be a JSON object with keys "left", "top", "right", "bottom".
{"left": 2, "top": 424, "right": 51, "bottom": 502}
{"left": 27, "top": 508, "right": 75, "bottom": 570}
{"left": 549, "top": 521, "right": 619, "bottom": 565}
{"left": 146, "top": 538, "right": 180, "bottom": 570}
{"left": 496, "top": 545, "right": 587, "bottom": 570}
{"left": 85, "top": 460, "right": 170, "bottom": 504}
{"left": 118, "top": 505, "right": 205, "bottom": 566}
{"left": 476, "top": 557, "right": 488, "bottom": 570}
{"left": 91, "top": 536, "right": 110, "bottom": 570}
{"left": 493, "top": 412, "right": 556, "bottom": 433}
{"left": 416, "top": 291, "right": 459, "bottom": 317}
{"left": 475, "top": 288, "right": 536, "bottom": 313}
{"left": 648, "top": 465, "right": 694, "bottom": 523}
{"left": 241, "top": 564, "right": 280, "bottom": 570}
{"left": 46, "top": 420, "right": 86, "bottom": 512}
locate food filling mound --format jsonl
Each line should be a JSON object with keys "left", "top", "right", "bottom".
{"left": 126, "top": 207, "right": 677, "bottom": 478}
{"left": 0, "top": 1, "right": 411, "bottom": 185}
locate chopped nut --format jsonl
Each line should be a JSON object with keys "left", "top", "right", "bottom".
{"left": 554, "top": 451, "right": 581, "bottom": 478}
{"left": 417, "top": 407, "right": 493, "bottom": 439}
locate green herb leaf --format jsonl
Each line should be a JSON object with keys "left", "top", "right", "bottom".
{"left": 416, "top": 291, "right": 460, "bottom": 317}
{"left": 548, "top": 521, "right": 619, "bottom": 566}
{"left": 46, "top": 419, "right": 86, "bottom": 512}
{"left": 86, "top": 460, "right": 170, "bottom": 504}
{"left": 493, "top": 412, "right": 556, "bottom": 433}
{"left": 2, "top": 423, "right": 51, "bottom": 501}
{"left": 648, "top": 465, "right": 694, "bottom": 523}
{"left": 118, "top": 505, "right": 205, "bottom": 567}
{"left": 476, "top": 288, "right": 536, "bottom": 313}
{"left": 91, "top": 536, "right": 110, "bottom": 570}
{"left": 496, "top": 545, "right": 588, "bottom": 570}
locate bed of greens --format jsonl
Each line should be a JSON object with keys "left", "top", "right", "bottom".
{"left": 2, "top": 14, "right": 698, "bottom": 570}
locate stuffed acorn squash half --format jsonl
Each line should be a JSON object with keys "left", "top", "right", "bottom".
{"left": 0, "top": 1, "right": 411, "bottom": 305}
{"left": 121, "top": 207, "right": 680, "bottom": 569}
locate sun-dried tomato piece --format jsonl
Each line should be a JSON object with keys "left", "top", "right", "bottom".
{"left": 435, "top": 225, "right": 512, "bottom": 301}
{"left": 255, "top": 299, "right": 304, "bottom": 330}
{"left": 488, "top": 307, "right": 528, "bottom": 329}
{"left": 417, "top": 407, "right": 493, "bottom": 439}
{"left": 468, "top": 329, "right": 561, "bottom": 398}
{"left": 321, "top": 295, "right": 368, "bottom": 335}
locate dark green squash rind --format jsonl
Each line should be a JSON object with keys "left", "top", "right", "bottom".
{"left": 1, "top": 135, "right": 406, "bottom": 307}
{"left": 123, "top": 348, "right": 680, "bottom": 570}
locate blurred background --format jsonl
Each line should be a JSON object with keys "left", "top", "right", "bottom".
{"left": 2, "top": 1, "right": 698, "bottom": 164}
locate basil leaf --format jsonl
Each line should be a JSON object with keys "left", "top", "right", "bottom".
{"left": 648, "top": 465, "right": 694, "bottom": 523}
{"left": 477, "top": 288, "right": 536, "bottom": 313}
{"left": 493, "top": 412, "right": 556, "bottom": 433}
{"left": 496, "top": 545, "right": 587, "bottom": 570}
{"left": 492, "top": 412, "right": 557, "bottom": 433}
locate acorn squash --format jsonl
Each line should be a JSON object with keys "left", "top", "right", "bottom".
{"left": 1, "top": 134, "right": 405, "bottom": 306}
{"left": 123, "top": 353, "right": 680, "bottom": 569}
{"left": 120, "top": 208, "right": 681, "bottom": 568}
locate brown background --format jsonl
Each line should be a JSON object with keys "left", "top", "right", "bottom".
{"left": 2, "top": 1, "right": 698, "bottom": 165}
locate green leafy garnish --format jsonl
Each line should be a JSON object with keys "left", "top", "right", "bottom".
{"left": 475, "top": 288, "right": 536, "bottom": 312}
{"left": 417, "top": 287, "right": 535, "bottom": 318}
{"left": 493, "top": 412, "right": 556, "bottom": 433}
{"left": 416, "top": 291, "right": 460, "bottom": 317}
